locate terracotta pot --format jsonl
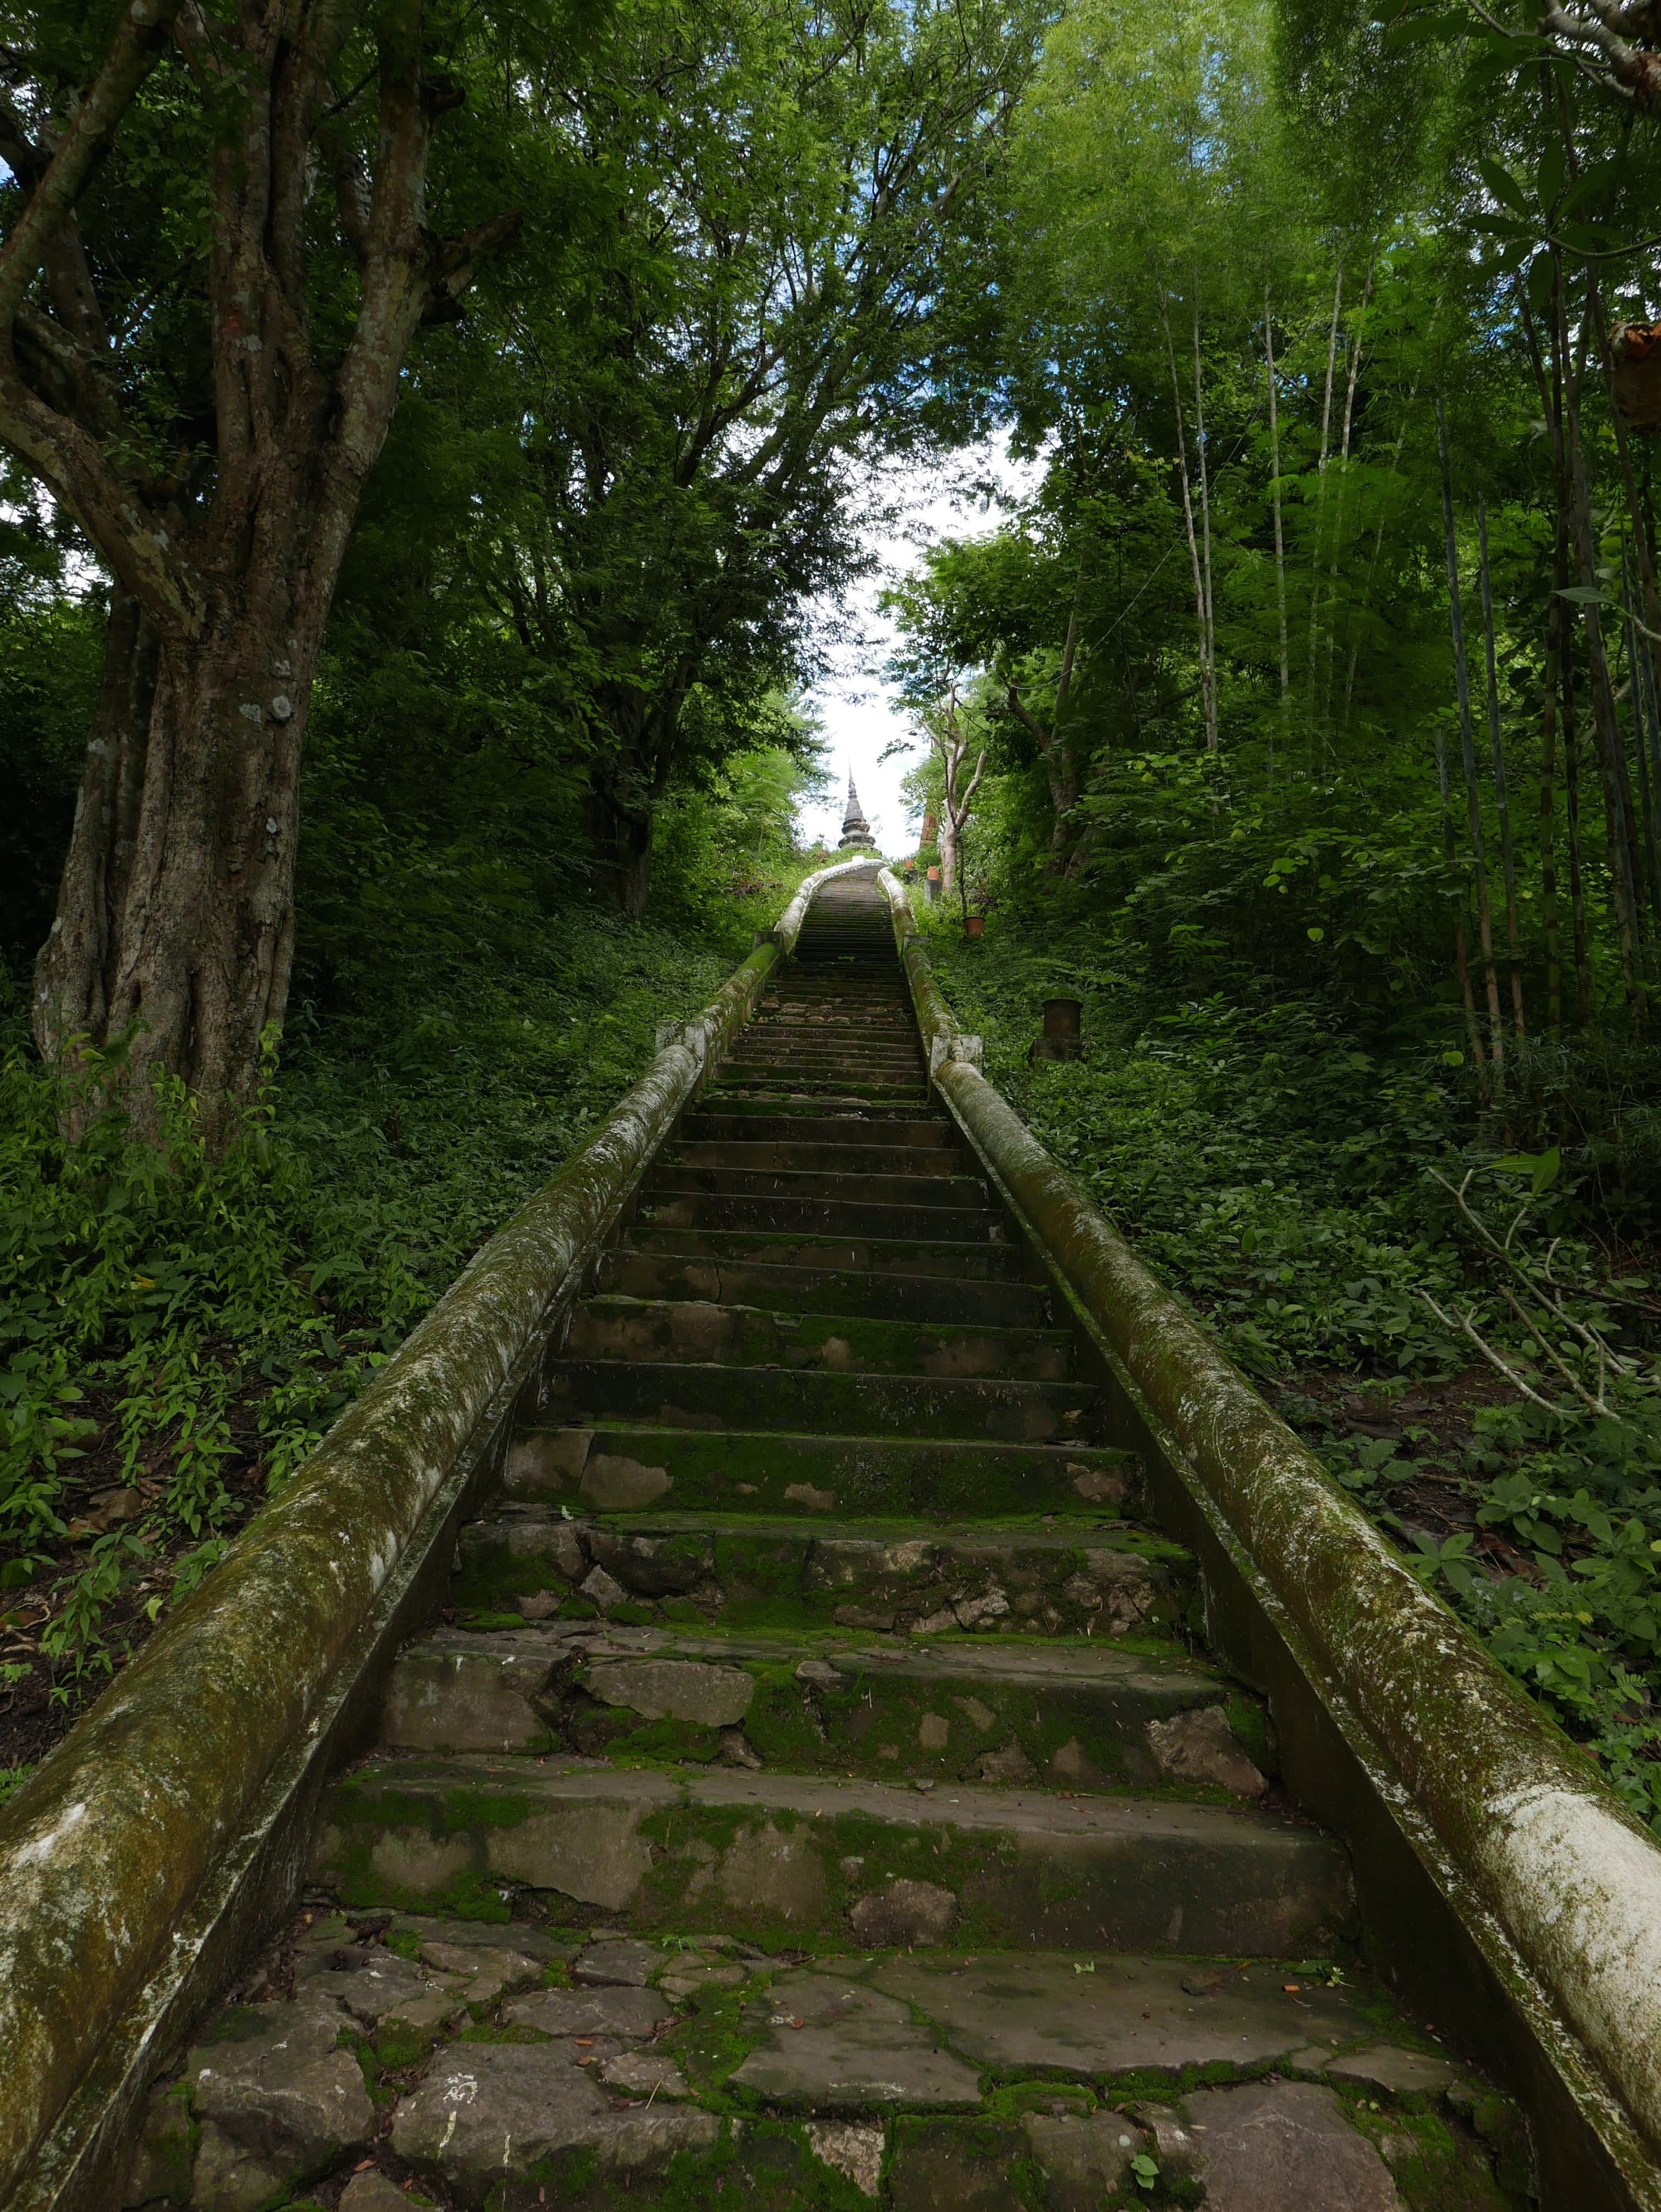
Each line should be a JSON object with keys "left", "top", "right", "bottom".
{"left": 964, "top": 915, "right": 985, "bottom": 938}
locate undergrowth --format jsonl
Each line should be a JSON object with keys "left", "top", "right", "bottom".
{"left": 0, "top": 870, "right": 814, "bottom": 1770}
{"left": 920, "top": 899, "right": 1661, "bottom": 1832}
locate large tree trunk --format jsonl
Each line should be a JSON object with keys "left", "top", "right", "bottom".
{"left": 35, "top": 590, "right": 316, "bottom": 1143}
{"left": 0, "top": 0, "right": 513, "bottom": 1143}
{"left": 587, "top": 772, "right": 656, "bottom": 920}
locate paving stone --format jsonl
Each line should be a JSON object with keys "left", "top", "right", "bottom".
{"left": 870, "top": 1953, "right": 1371, "bottom": 2079}
{"left": 1325, "top": 2042, "right": 1463, "bottom": 2102}
{"left": 339, "top": 2171, "right": 432, "bottom": 2212}
{"left": 807, "top": 2120, "right": 885, "bottom": 2197}
{"left": 659, "top": 1955, "right": 751, "bottom": 1998}
{"left": 184, "top": 1999, "right": 372, "bottom": 2212}
{"left": 1021, "top": 2111, "right": 1149, "bottom": 2210}
{"left": 389, "top": 1913, "right": 579, "bottom": 1964}
{"left": 600, "top": 2048, "right": 696, "bottom": 2098}
{"left": 585, "top": 1656, "right": 754, "bottom": 1726}
{"left": 301, "top": 1949, "right": 468, "bottom": 2033}
{"left": 502, "top": 1983, "right": 674, "bottom": 2038}
{"left": 728, "top": 1969, "right": 982, "bottom": 2109}
{"left": 572, "top": 1936, "right": 664, "bottom": 1986}
{"left": 1145, "top": 1704, "right": 1266, "bottom": 1798}
{"left": 414, "top": 1940, "right": 546, "bottom": 2005}
{"left": 1178, "top": 2081, "right": 1404, "bottom": 2209}
{"left": 390, "top": 2042, "right": 716, "bottom": 2206}
{"left": 849, "top": 1876, "right": 958, "bottom": 1948}
{"left": 888, "top": 2120, "right": 1025, "bottom": 2210}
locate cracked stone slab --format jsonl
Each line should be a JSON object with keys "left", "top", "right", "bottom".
{"left": 600, "top": 2049, "right": 696, "bottom": 2098}
{"left": 299, "top": 1949, "right": 468, "bottom": 2033}
{"left": 870, "top": 1953, "right": 1374, "bottom": 2079}
{"left": 1178, "top": 2081, "right": 1403, "bottom": 2209}
{"left": 728, "top": 1969, "right": 982, "bottom": 2110}
{"left": 502, "top": 1984, "right": 674, "bottom": 2038}
{"left": 390, "top": 2043, "right": 716, "bottom": 2207}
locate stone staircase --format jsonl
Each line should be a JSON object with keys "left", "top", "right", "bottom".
{"left": 122, "top": 869, "right": 1529, "bottom": 2211}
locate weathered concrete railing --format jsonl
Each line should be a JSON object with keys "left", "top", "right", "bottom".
{"left": 877, "top": 867, "right": 1661, "bottom": 2211}
{"left": 0, "top": 860, "right": 870, "bottom": 2212}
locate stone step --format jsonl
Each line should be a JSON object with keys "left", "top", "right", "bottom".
{"left": 451, "top": 1508, "right": 1183, "bottom": 1636}
{"left": 645, "top": 1165, "right": 990, "bottom": 1211}
{"left": 378, "top": 1622, "right": 1261, "bottom": 1799}
{"left": 565, "top": 1297, "right": 1071, "bottom": 1383}
{"left": 542, "top": 1356, "right": 1095, "bottom": 1444}
{"left": 312, "top": 1758, "right": 1355, "bottom": 1956}
{"left": 709, "top": 1073, "right": 933, "bottom": 1103}
{"left": 682, "top": 1111, "right": 958, "bottom": 1145}
{"left": 503, "top": 1423, "right": 1139, "bottom": 1518}
{"left": 639, "top": 1192, "right": 996, "bottom": 1239}
{"left": 670, "top": 1139, "right": 967, "bottom": 1176}
{"left": 622, "top": 1225, "right": 1031, "bottom": 1280}
{"left": 732, "top": 1038, "right": 926, "bottom": 1065}
{"left": 597, "top": 1248, "right": 1054, "bottom": 1327}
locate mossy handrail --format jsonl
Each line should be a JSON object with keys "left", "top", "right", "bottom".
{"left": 0, "top": 859, "right": 870, "bottom": 2211}
{"left": 876, "top": 866, "right": 1661, "bottom": 2201}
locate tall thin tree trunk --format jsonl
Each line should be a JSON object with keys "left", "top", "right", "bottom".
{"left": 1435, "top": 719, "right": 1487, "bottom": 1071}
{"left": 1159, "top": 292, "right": 1213, "bottom": 753}
{"left": 1564, "top": 642, "right": 1594, "bottom": 1025}
{"left": 1322, "top": 253, "right": 1375, "bottom": 724}
{"left": 1264, "top": 284, "right": 1290, "bottom": 774}
{"left": 1305, "top": 265, "right": 1344, "bottom": 746}
{"left": 1438, "top": 393, "right": 1507, "bottom": 1080}
{"left": 1193, "top": 288, "right": 1218, "bottom": 752}
{"left": 1477, "top": 493, "right": 1526, "bottom": 1040}
{"left": 1541, "top": 522, "right": 1566, "bottom": 1035}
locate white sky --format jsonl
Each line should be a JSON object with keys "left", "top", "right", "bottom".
{"left": 796, "top": 432, "right": 1045, "bottom": 856}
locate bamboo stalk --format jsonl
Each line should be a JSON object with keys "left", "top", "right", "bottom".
{"left": 1438, "top": 390, "right": 1507, "bottom": 1081}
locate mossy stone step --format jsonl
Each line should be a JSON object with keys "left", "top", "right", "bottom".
{"left": 624, "top": 1225, "right": 1031, "bottom": 1280}
{"left": 380, "top": 1621, "right": 1257, "bottom": 1796}
{"left": 565, "top": 1297, "right": 1071, "bottom": 1383}
{"left": 503, "top": 1422, "right": 1138, "bottom": 1518}
{"left": 640, "top": 1194, "right": 996, "bottom": 1239}
{"left": 597, "top": 1248, "right": 1054, "bottom": 1328}
{"left": 312, "top": 1758, "right": 1354, "bottom": 1956}
{"left": 451, "top": 1508, "right": 1188, "bottom": 1637}
{"left": 682, "top": 1111, "right": 958, "bottom": 1145}
{"left": 671, "top": 1139, "right": 967, "bottom": 1176}
{"left": 543, "top": 1355, "right": 1095, "bottom": 1444}
{"left": 647, "top": 1164, "right": 989, "bottom": 1210}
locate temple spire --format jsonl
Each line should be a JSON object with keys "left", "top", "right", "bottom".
{"left": 839, "top": 771, "right": 874, "bottom": 850}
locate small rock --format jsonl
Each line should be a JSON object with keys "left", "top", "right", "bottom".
{"left": 807, "top": 2120, "right": 884, "bottom": 2197}
{"left": 417, "top": 1941, "right": 545, "bottom": 2006}
{"left": 1068, "top": 1463, "right": 1127, "bottom": 1507}
{"left": 796, "top": 1658, "right": 843, "bottom": 1690}
{"left": 516, "top": 1588, "right": 563, "bottom": 1621}
{"left": 302, "top": 1950, "right": 466, "bottom": 2034}
{"left": 572, "top": 1938, "right": 663, "bottom": 1988}
{"left": 909, "top": 1608, "right": 957, "bottom": 1636}
{"left": 953, "top": 1589, "right": 1010, "bottom": 1631}
{"left": 835, "top": 1606, "right": 897, "bottom": 1631}
{"left": 954, "top": 1696, "right": 995, "bottom": 1733}
{"left": 600, "top": 2049, "right": 695, "bottom": 2098}
{"left": 850, "top": 1878, "right": 958, "bottom": 1949}
{"left": 785, "top": 1481, "right": 837, "bottom": 1511}
{"left": 973, "top": 1742, "right": 1034, "bottom": 1784}
{"left": 918, "top": 1712, "right": 950, "bottom": 1750}
{"left": 1145, "top": 1704, "right": 1266, "bottom": 1798}
{"left": 718, "top": 1728, "right": 763, "bottom": 1768}
{"left": 504, "top": 1984, "right": 674, "bottom": 2038}
{"left": 1047, "top": 1737, "right": 1104, "bottom": 1786}
{"left": 581, "top": 1564, "right": 627, "bottom": 1612}
{"left": 588, "top": 1529, "right": 708, "bottom": 1596}
{"left": 735, "top": 1480, "right": 760, "bottom": 1494}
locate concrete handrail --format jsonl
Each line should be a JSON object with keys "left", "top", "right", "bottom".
{"left": 876, "top": 866, "right": 1661, "bottom": 2178}
{"left": 0, "top": 858, "right": 865, "bottom": 2208}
